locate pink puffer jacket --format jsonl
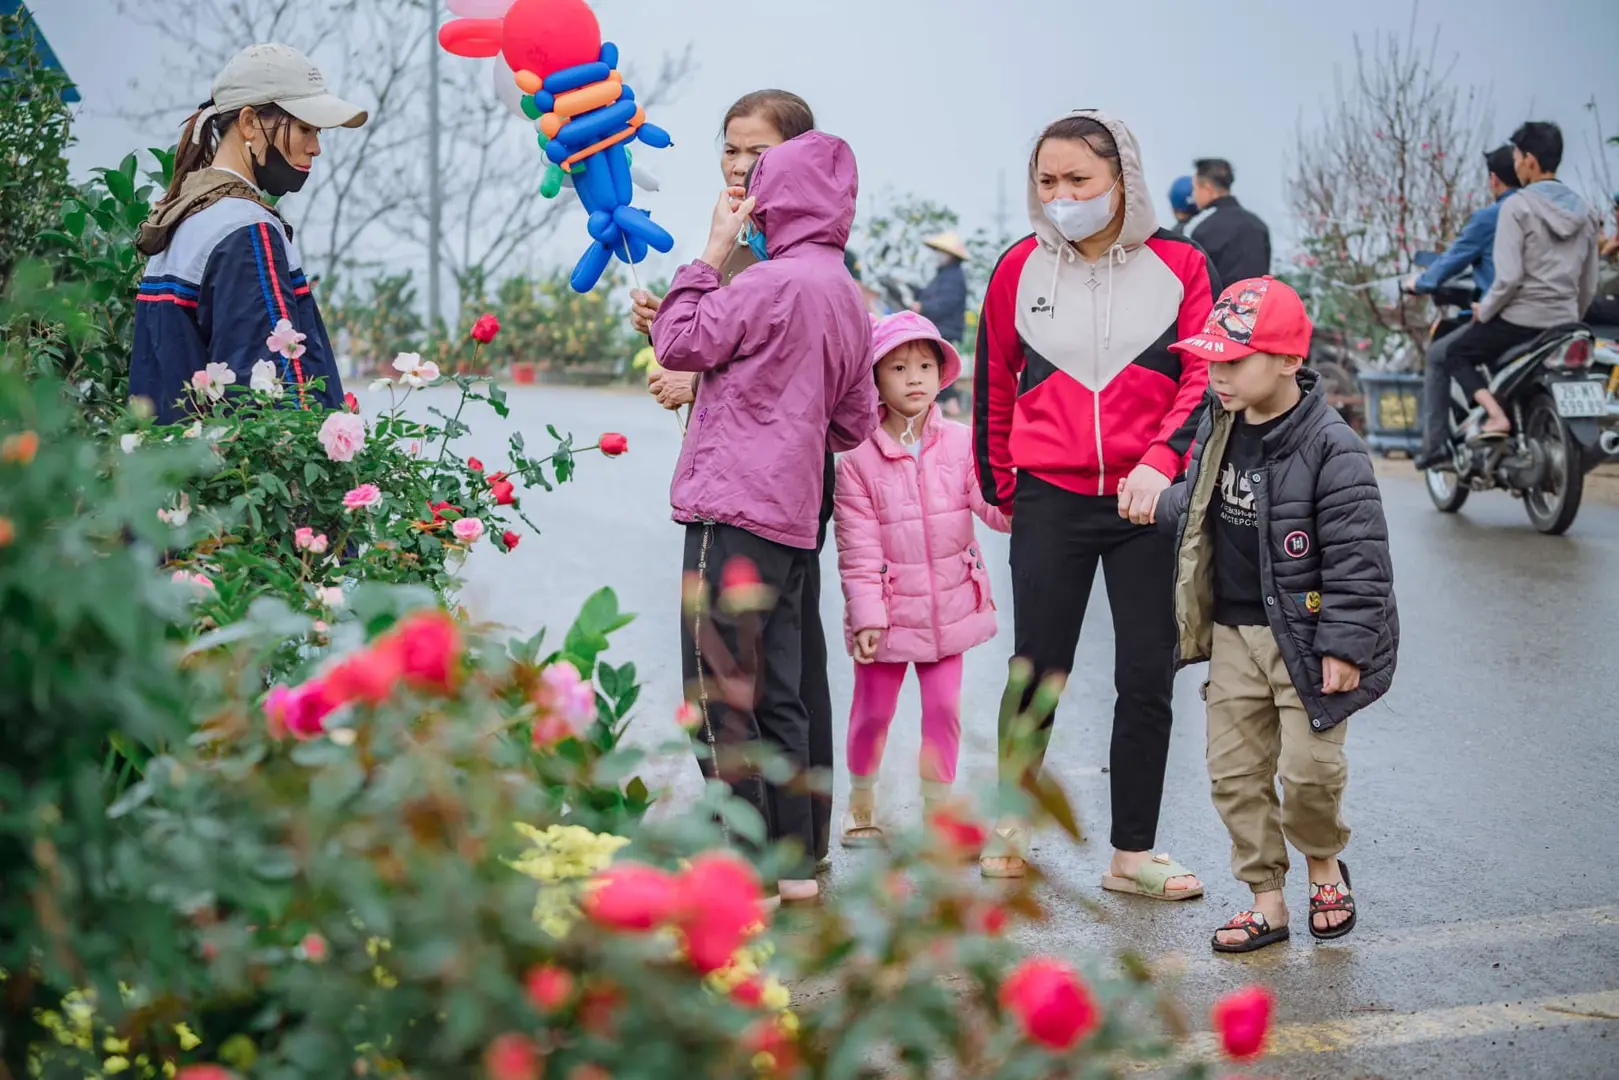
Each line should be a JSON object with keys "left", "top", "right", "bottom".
{"left": 833, "top": 313, "right": 1010, "bottom": 664}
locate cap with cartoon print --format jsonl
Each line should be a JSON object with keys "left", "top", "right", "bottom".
{"left": 1168, "top": 275, "right": 1313, "bottom": 363}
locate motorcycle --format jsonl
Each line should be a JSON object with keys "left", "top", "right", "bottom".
{"left": 1411, "top": 261, "right": 1619, "bottom": 535}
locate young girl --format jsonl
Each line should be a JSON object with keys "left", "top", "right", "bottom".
{"left": 651, "top": 131, "right": 877, "bottom": 901}
{"left": 833, "top": 312, "right": 1010, "bottom": 845}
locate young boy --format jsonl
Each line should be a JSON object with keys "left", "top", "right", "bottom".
{"left": 1154, "top": 276, "right": 1398, "bottom": 953}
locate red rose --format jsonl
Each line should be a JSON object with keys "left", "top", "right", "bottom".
{"left": 598, "top": 432, "right": 628, "bottom": 457}
{"left": 282, "top": 679, "right": 341, "bottom": 740}
{"left": 491, "top": 479, "right": 517, "bottom": 506}
{"left": 999, "top": 957, "right": 1100, "bottom": 1051}
{"left": 741, "top": 1018, "right": 797, "bottom": 1078}
{"left": 579, "top": 984, "right": 621, "bottom": 1037}
{"left": 676, "top": 851, "right": 765, "bottom": 973}
{"left": 1212, "top": 986, "right": 1274, "bottom": 1060}
{"left": 485, "top": 471, "right": 508, "bottom": 484}
{"left": 427, "top": 500, "right": 463, "bottom": 523}
{"left": 471, "top": 313, "right": 502, "bottom": 345}
{"left": 300, "top": 932, "right": 328, "bottom": 963}
{"left": 730, "top": 975, "right": 765, "bottom": 1008}
{"left": 581, "top": 863, "right": 681, "bottom": 932}
{"left": 928, "top": 806, "right": 987, "bottom": 859}
{"left": 482, "top": 1032, "right": 540, "bottom": 1080}
{"left": 718, "top": 555, "right": 772, "bottom": 614}
{"left": 525, "top": 964, "right": 574, "bottom": 1012}
{"left": 468, "top": 457, "right": 485, "bottom": 472}
{"left": 502, "top": 529, "right": 520, "bottom": 551}
{"left": 972, "top": 902, "right": 1008, "bottom": 937}
{"left": 344, "top": 391, "right": 359, "bottom": 413}
{"left": 377, "top": 610, "right": 462, "bottom": 694}
{"left": 325, "top": 645, "right": 403, "bottom": 706}
{"left": 175, "top": 1068, "right": 237, "bottom": 1080}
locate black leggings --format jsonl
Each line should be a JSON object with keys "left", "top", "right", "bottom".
{"left": 681, "top": 523, "right": 816, "bottom": 880}
{"left": 1442, "top": 317, "right": 1539, "bottom": 399}
{"left": 1009, "top": 475, "right": 1179, "bottom": 852}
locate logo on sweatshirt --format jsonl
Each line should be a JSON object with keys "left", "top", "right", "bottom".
{"left": 1029, "top": 295, "right": 1053, "bottom": 316}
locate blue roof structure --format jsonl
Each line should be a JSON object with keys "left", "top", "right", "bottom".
{"left": 1, "top": 0, "right": 81, "bottom": 103}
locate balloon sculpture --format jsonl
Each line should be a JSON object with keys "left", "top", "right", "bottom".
{"left": 439, "top": 0, "right": 675, "bottom": 292}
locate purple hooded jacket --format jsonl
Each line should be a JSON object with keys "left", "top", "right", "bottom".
{"left": 652, "top": 131, "right": 878, "bottom": 550}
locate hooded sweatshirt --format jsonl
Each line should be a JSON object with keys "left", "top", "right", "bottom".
{"left": 652, "top": 131, "right": 878, "bottom": 550}
{"left": 1477, "top": 180, "right": 1600, "bottom": 327}
{"left": 132, "top": 167, "right": 344, "bottom": 423}
{"left": 973, "top": 111, "right": 1217, "bottom": 506}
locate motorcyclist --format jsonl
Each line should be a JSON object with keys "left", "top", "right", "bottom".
{"left": 1406, "top": 145, "right": 1521, "bottom": 469}
{"left": 912, "top": 231, "right": 969, "bottom": 345}
{"left": 1436, "top": 121, "right": 1599, "bottom": 443}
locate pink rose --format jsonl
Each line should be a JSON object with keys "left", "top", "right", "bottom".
{"left": 309, "top": 533, "right": 329, "bottom": 554}
{"left": 266, "top": 318, "right": 307, "bottom": 360}
{"left": 538, "top": 661, "right": 596, "bottom": 729}
{"left": 452, "top": 517, "right": 485, "bottom": 543}
{"left": 1000, "top": 957, "right": 1100, "bottom": 1050}
{"left": 191, "top": 370, "right": 212, "bottom": 390}
{"left": 295, "top": 526, "right": 315, "bottom": 550}
{"left": 264, "top": 686, "right": 292, "bottom": 740}
{"left": 317, "top": 411, "right": 366, "bottom": 463}
{"left": 281, "top": 679, "right": 340, "bottom": 740}
{"left": 343, "top": 483, "right": 382, "bottom": 510}
{"left": 299, "top": 932, "right": 329, "bottom": 963}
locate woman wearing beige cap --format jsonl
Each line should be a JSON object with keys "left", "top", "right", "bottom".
{"left": 132, "top": 44, "right": 367, "bottom": 423}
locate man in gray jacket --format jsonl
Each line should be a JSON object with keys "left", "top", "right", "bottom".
{"left": 1440, "top": 121, "right": 1599, "bottom": 438}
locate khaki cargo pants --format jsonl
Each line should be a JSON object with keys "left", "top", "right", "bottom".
{"left": 1206, "top": 623, "right": 1350, "bottom": 895}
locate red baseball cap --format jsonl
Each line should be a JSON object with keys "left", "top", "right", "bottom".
{"left": 1169, "top": 276, "right": 1313, "bottom": 363}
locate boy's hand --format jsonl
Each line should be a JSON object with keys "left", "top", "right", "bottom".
{"left": 854, "top": 628, "right": 882, "bottom": 664}
{"left": 1321, "top": 656, "right": 1361, "bottom": 694}
{"left": 1117, "top": 464, "right": 1169, "bottom": 525}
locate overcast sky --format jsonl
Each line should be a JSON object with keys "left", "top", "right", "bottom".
{"left": 31, "top": 0, "right": 1619, "bottom": 290}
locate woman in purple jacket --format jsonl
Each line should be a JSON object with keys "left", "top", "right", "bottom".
{"left": 651, "top": 132, "right": 878, "bottom": 901}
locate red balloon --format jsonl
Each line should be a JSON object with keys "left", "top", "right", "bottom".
{"left": 501, "top": 0, "right": 601, "bottom": 78}
{"left": 438, "top": 18, "right": 504, "bottom": 58}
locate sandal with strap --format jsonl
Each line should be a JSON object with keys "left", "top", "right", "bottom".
{"left": 840, "top": 806, "right": 885, "bottom": 848}
{"left": 1211, "top": 909, "right": 1291, "bottom": 954}
{"left": 1101, "top": 852, "right": 1205, "bottom": 902}
{"left": 1309, "top": 859, "right": 1357, "bottom": 940}
{"left": 978, "top": 817, "right": 1029, "bottom": 879}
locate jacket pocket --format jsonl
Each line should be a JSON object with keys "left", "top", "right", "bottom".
{"left": 964, "top": 548, "right": 993, "bottom": 612}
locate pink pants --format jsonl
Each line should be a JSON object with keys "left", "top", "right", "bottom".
{"left": 846, "top": 654, "right": 964, "bottom": 784}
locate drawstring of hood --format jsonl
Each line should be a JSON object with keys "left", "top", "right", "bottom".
{"left": 1102, "top": 242, "right": 1127, "bottom": 347}
{"left": 1046, "top": 241, "right": 1077, "bottom": 320}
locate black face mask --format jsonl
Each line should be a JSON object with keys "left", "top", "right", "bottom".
{"left": 251, "top": 141, "right": 310, "bottom": 197}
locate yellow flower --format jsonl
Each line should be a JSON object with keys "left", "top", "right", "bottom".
{"left": 102, "top": 1055, "right": 131, "bottom": 1073}
{"left": 761, "top": 979, "right": 791, "bottom": 1012}
{"left": 174, "top": 1023, "right": 202, "bottom": 1051}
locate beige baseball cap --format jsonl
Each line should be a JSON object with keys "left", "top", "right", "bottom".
{"left": 194, "top": 43, "right": 367, "bottom": 142}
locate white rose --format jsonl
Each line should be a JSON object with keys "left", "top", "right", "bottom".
{"left": 120, "top": 433, "right": 142, "bottom": 454}
{"left": 250, "top": 358, "right": 284, "bottom": 398}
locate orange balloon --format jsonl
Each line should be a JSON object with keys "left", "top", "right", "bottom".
{"left": 554, "top": 79, "right": 621, "bottom": 118}
{"left": 539, "top": 112, "right": 564, "bottom": 139}
{"left": 514, "top": 69, "right": 543, "bottom": 94}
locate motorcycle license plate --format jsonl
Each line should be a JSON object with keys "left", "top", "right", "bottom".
{"left": 1550, "top": 380, "right": 1606, "bottom": 418}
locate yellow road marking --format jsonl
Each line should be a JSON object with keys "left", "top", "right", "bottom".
{"left": 1171, "top": 988, "right": 1619, "bottom": 1062}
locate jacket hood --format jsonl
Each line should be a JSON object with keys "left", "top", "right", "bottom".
{"left": 870, "top": 310, "right": 962, "bottom": 387}
{"left": 137, "top": 167, "right": 283, "bottom": 257}
{"left": 1026, "top": 109, "right": 1158, "bottom": 256}
{"left": 1518, "top": 180, "right": 1595, "bottom": 240}
{"left": 750, "top": 131, "right": 858, "bottom": 257}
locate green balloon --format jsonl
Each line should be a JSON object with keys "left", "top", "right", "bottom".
{"left": 520, "top": 94, "right": 540, "bottom": 121}
{"left": 540, "top": 164, "right": 564, "bottom": 199}
{"left": 535, "top": 129, "right": 549, "bottom": 149}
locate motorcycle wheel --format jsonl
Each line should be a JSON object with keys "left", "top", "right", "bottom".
{"left": 1425, "top": 465, "right": 1469, "bottom": 513}
{"left": 1521, "top": 394, "right": 1584, "bottom": 535}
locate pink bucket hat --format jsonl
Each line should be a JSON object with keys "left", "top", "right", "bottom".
{"left": 869, "top": 310, "right": 963, "bottom": 385}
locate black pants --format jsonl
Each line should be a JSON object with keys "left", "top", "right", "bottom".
{"left": 801, "top": 451, "right": 836, "bottom": 863}
{"left": 1421, "top": 323, "right": 1466, "bottom": 456}
{"left": 1009, "top": 475, "right": 1178, "bottom": 852}
{"left": 1443, "top": 317, "right": 1539, "bottom": 399}
{"left": 681, "top": 522, "right": 816, "bottom": 879}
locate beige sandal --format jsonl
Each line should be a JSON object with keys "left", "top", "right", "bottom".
{"left": 979, "top": 817, "right": 1029, "bottom": 878}
{"left": 1101, "top": 852, "right": 1204, "bottom": 901}
{"left": 840, "top": 804, "right": 884, "bottom": 848}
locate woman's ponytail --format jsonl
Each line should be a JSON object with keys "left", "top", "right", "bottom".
{"left": 159, "top": 102, "right": 222, "bottom": 208}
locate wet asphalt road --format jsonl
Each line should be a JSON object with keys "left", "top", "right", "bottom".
{"left": 391, "top": 384, "right": 1619, "bottom": 1079}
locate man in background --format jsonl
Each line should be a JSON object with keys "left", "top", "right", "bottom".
{"left": 1406, "top": 144, "right": 1522, "bottom": 468}
{"left": 1168, "top": 175, "right": 1198, "bottom": 235}
{"left": 1186, "top": 157, "right": 1271, "bottom": 285}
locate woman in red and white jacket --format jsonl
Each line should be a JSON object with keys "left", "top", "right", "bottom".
{"left": 973, "top": 111, "right": 1216, "bottom": 891}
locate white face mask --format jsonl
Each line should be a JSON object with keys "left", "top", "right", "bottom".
{"left": 1043, "top": 183, "right": 1119, "bottom": 242}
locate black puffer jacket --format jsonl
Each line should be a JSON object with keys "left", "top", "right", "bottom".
{"left": 1158, "top": 371, "right": 1398, "bottom": 730}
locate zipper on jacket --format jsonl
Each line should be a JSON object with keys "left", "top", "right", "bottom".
{"left": 914, "top": 437, "right": 943, "bottom": 644}
{"left": 683, "top": 405, "right": 708, "bottom": 483}
{"left": 1089, "top": 278, "right": 1105, "bottom": 496}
